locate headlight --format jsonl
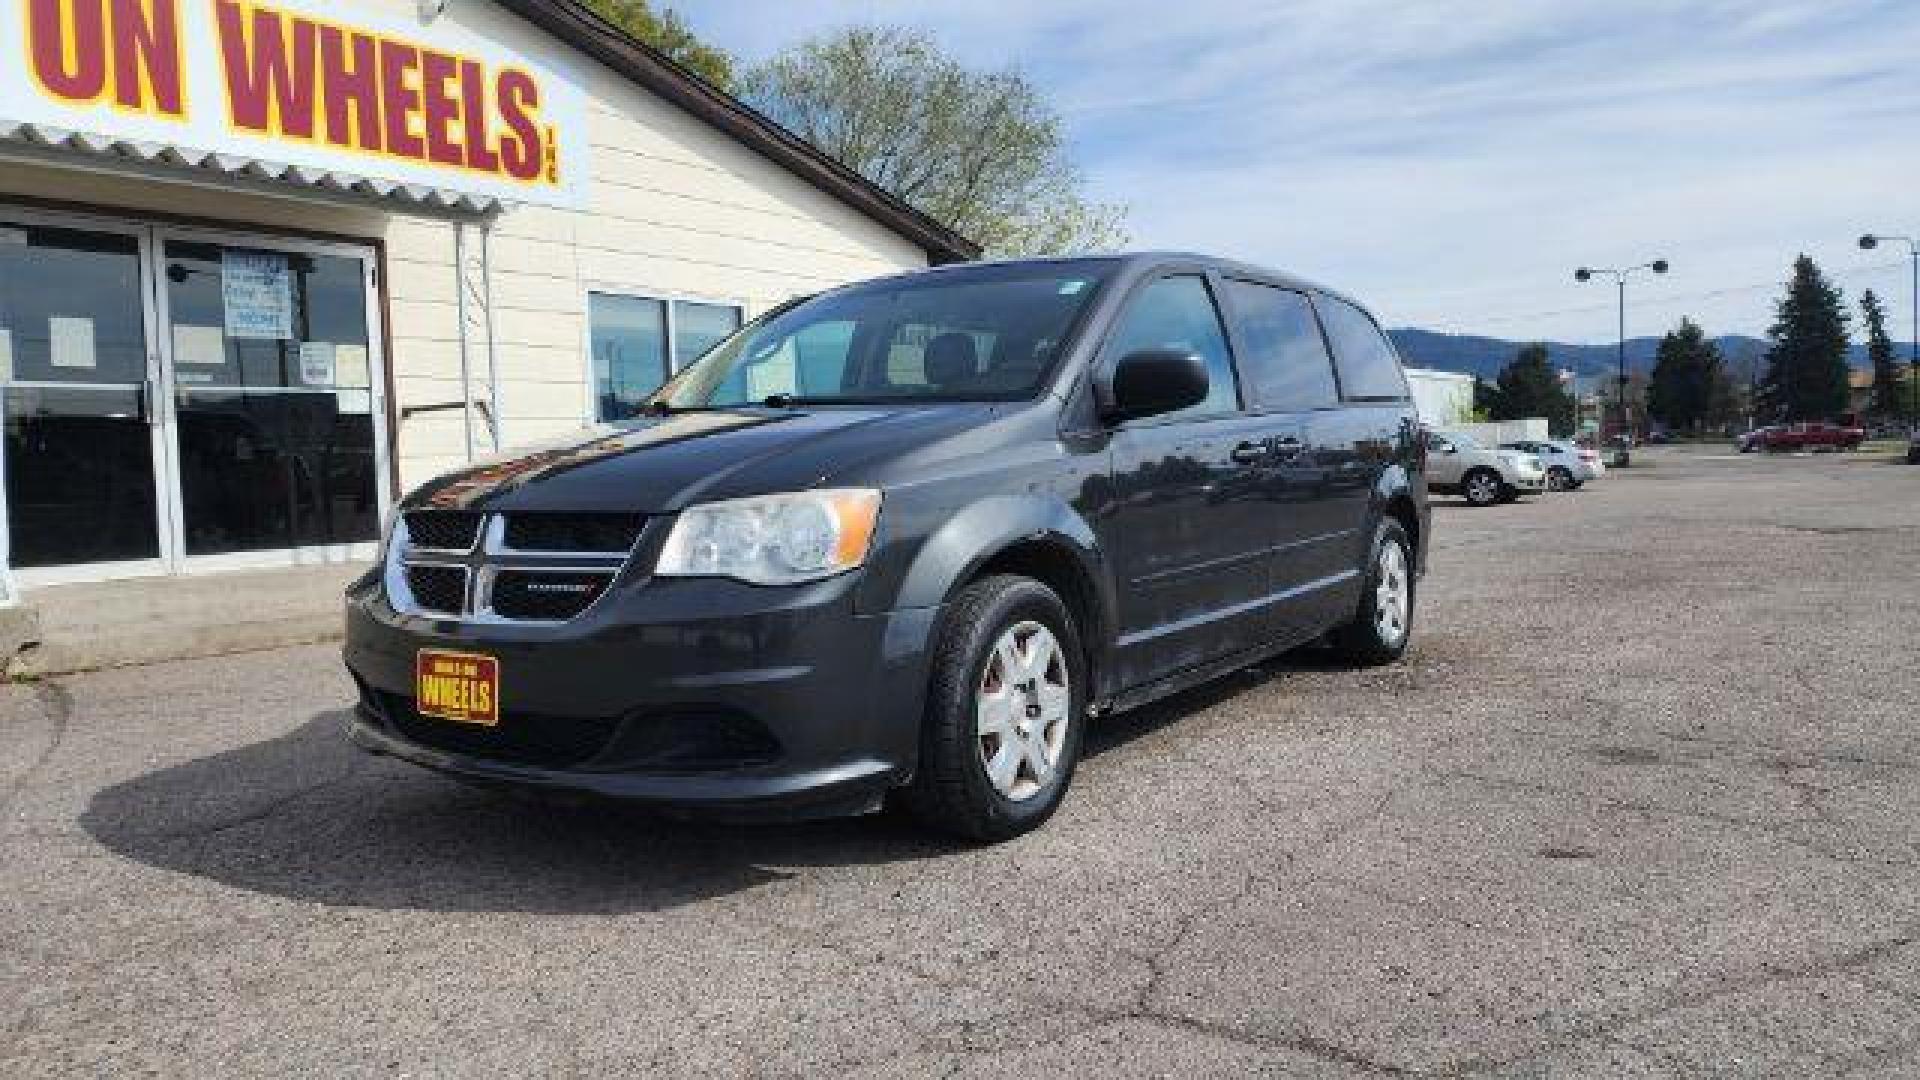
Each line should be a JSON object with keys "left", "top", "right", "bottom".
{"left": 655, "top": 489, "right": 882, "bottom": 585}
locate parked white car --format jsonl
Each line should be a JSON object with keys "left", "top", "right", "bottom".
{"left": 1425, "top": 430, "right": 1547, "bottom": 506}
{"left": 1500, "top": 439, "right": 1599, "bottom": 491}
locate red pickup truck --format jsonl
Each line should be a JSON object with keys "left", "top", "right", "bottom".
{"left": 1741, "top": 422, "right": 1866, "bottom": 452}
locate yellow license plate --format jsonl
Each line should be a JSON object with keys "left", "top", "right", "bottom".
{"left": 415, "top": 649, "right": 500, "bottom": 727}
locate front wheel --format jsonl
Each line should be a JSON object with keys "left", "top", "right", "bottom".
{"left": 903, "top": 575, "right": 1087, "bottom": 842}
{"left": 1328, "top": 520, "right": 1416, "bottom": 666}
{"left": 1546, "top": 466, "right": 1575, "bottom": 492}
{"left": 1463, "top": 468, "right": 1503, "bottom": 506}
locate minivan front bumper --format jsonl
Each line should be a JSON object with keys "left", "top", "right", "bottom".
{"left": 341, "top": 571, "right": 942, "bottom": 819}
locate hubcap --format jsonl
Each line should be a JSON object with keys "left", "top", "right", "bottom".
{"left": 1468, "top": 474, "right": 1499, "bottom": 503}
{"left": 976, "top": 620, "right": 1071, "bottom": 802}
{"left": 1375, "top": 542, "right": 1410, "bottom": 646}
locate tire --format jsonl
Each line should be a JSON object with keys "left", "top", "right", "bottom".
{"left": 1328, "top": 519, "right": 1415, "bottom": 666}
{"left": 1463, "top": 468, "right": 1503, "bottom": 507}
{"left": 902, "top": 575, "right": 1087, "bottom": 842}
{"left": 1546, "top": 466, "right": 1575, "bottom": 492}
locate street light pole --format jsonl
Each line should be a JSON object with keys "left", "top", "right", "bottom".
{"left": 1859, "top": 233, "right": 1919, "bottom": 432}
{"left": 1575, "top": 259, "right": 1669, "bottom": 467}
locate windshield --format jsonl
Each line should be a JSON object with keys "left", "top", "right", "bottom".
{"left": 652, "top": 261, "right": 1114, "bottom": 410}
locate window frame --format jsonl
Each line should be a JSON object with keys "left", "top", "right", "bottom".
{"left": 581, "top": 282, "right": 747, "bottom": 424}
{"left": 1309, "top": 292, "right": 1411, "bottom": 404}
{"left": 1214, "top": 275, "right": 1347, "bottom": 416}
{"left": 1093, "top": 268, "right": 1248, "bottom": 429}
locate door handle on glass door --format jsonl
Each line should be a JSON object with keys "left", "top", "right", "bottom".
{"left": 140, "top": 378, "right": 158, "bottom": 426}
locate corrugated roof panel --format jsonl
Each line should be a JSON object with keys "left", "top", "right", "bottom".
{"left": 0, "top": 119, "right": 502, "bottom": 217}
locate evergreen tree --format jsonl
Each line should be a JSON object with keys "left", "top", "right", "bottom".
{"left": 1759, "top": 255, "right": 1852, "bottom": 422}
{"left": 1490, "top": 343, "right": 1577, "bottom": 436}
{"left": 1645, "top": 318, "right": 1723, "bottom": 433}
{"left": 1471, "top": 375, "right": 1502, "bottom": 421}
{"left": 1861, "top": 289, "right": 1901, "bottom": 419}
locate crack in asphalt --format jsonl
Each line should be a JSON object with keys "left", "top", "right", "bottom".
{"left": 1, "top": 682, "right": 72, "bottom": 817}
{"left": 1451, "top": 935, "right": 1919, "bottom": 1077}
{"left": 1420, "top": 762, "right": 1917, "bottom": 869}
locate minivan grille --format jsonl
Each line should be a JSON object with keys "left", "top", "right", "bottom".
{"left": 390, "top": 511, "right": 636, "bottom": 625}
{"left": 404, "top": 510, "right": 481, "bottom": 551}
{"left": 503, "top": 513, "right": 646, "bottom": 553}
{"left": 404, "top": 564, "right": 467, "bottom": 615}
{"left": 489, "top": 570, "right": 615, "bottom": 621}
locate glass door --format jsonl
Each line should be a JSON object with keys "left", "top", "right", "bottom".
{"left": 0, "top": 216, "right": 169, "bottom": 583}
{"left": 153, "top": 232, "right": 387, "bottom": 566}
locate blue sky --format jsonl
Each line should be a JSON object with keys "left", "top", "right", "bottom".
{"left": 674, "top": 1, "right": 1920, "bottom": 345}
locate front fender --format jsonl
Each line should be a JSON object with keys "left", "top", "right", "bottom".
{"left": 859, "top": 493, "right": 1114, "bottom": 651}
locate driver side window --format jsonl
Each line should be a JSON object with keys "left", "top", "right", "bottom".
{"left": 1104, "top": 275, "right": 1240, "bottom": 422}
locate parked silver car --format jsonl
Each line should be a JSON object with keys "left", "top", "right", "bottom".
{"left": 1500, "top": 439, "right": 1599, "bottom": 491}
{"left": 1426, "top": 430, "right": 1546, "bottom": 506}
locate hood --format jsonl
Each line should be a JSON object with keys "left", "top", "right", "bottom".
{"left": 405, "top": 405, "right": 995, "bottom": 514}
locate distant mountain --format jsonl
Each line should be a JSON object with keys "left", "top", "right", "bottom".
{"left": 1387, "top": 328, "right": 1769, "bottom": 382}
{"left": 1387, "top": 328, "right": 1905, "bottom": 381}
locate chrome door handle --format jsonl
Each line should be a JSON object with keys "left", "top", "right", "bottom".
{"left": 1270, "top": 437, "right": 1306, "bottom": 459}
{"left": 140, "top": 378, "right": 158, "bottom": 426}
{"left": 1230, "top": 441, "right": 1273, "bottom": 464}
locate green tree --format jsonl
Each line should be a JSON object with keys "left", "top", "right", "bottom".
{"left": 1861, "top": 289, "right": 1902, "bottom": 419}
{"left": 1490, "top": 343, "right": 1576, "bottom": 436}
{"left": 581, "top": 0, "right": 734, "bottom": 89}
{"left": 743, "top": 26, "right": 1127, "bottom": 256}
{"left": 1645, "top": 318, "right": 1724, "bottom": 434}
{"left": 1471, "top": 375, "right": 1502, "bottom": 421}
{"left": 1759, "top": 255, "right": 1852, "bottom": 422}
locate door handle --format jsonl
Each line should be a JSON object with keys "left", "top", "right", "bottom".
{"left": 140, "top": 378, "right": 158, "bottom": 426}
{"left": 1270, "top": 436, "right": 1306, "bottom": 459}
{"left": 1230, "top": 441, "right": 1273, "bottom": 464}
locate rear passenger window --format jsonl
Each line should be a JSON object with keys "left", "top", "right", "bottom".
{"left": 1222, "top": 281, "right": 1340, "bottom": 411}
{"left": 1104, "top": 275, "right": 1239, "bottom": 420}
{"left": 1316, "top": 296, "right": 1409, "bottom": 401}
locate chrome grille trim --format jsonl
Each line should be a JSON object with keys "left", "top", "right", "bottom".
{"left": 385, "top": 512, "right": 639, "bottom": 625}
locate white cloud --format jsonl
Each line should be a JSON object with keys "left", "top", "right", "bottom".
{"left": 675, "top": 0, "right": 1920, "bottom": 343}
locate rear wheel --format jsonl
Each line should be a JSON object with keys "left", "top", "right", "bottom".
{"left": 903, "top": 575, "right": 1086, "bottom": 842}
{"left": 1329, "top": 519, "right": 1415, "bottom": 666}
{"left": 1463, "top": 468, "right": 1503, "bottom": 506}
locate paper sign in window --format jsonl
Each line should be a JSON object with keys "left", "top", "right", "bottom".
{"left": 334, "top": 344, "right": 371, "bottom": 388}
{"left": 299, "top": 342, "right": 336, "bottom": 386}
{"left": 49, "top": 317, "right": 97, "bottom": 369}
{"left": 221, "top": 251, "right": 294, "bottom": 340}
{"left": 172, "top": 324, "right": 228, "bottom": 366}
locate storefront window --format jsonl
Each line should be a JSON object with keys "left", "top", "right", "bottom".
{"left": 591, "top": 293, "right": 741, "bottom": 421}
{"left": 162, "top": 240, "right": 380, "bottom": 556}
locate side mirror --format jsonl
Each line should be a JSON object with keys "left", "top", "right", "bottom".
{"left": 1100, "top": 349, "right": 1209, "bottom": 423}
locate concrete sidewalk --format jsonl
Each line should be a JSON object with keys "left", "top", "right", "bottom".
{"left": 6, "top": 562, "right": 367, "bottom": 677}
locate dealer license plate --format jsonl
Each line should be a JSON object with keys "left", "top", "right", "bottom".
{"left": 415, "top": 649, "right": 500, "bottom": 727}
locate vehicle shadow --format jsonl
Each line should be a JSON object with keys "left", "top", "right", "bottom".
{"left": 80, "top": 653, "right": 1328, "bottom": 915}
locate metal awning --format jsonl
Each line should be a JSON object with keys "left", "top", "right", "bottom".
{"left": 1, "top": 119, "right": 504, "bottom": 219}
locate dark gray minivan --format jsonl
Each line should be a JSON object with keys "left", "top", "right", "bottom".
{"left": 343, "top": 253, "right": 1429, "bottom": 840}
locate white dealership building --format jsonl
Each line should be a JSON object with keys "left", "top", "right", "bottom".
{"left": 0, "top": 0, "right": 973, "bottom": 594}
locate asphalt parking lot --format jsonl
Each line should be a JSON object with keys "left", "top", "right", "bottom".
{"left": 4, "top": 445, "right": 1917, "bottom": 1078}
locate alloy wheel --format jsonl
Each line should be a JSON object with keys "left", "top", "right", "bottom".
{"left": 1374, "top": 541, "right": 1410, "bottom": 647}
{"left": 1467, "top": 473, "right": 1501, "bottom": 505}
{"left": 976, "top": 620, "right": 1072, "bottom": 802}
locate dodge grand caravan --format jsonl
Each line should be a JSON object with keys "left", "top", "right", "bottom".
{"left": 344, "top": 254, "right": 1429, "bottom": 840}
